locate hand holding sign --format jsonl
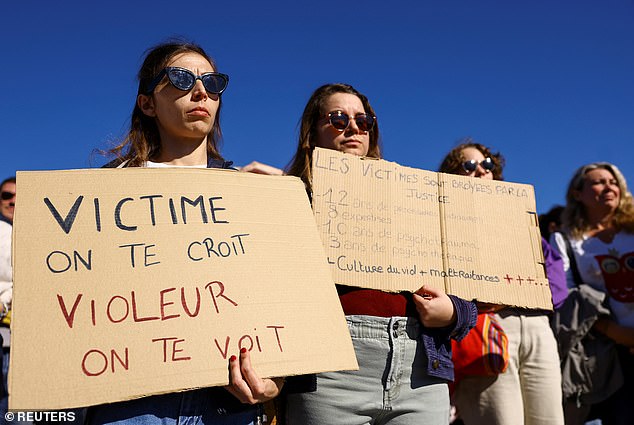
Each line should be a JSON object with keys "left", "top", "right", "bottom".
{"left": 225, "top": 348, "right": 284, "bottom": 404}
{"left": 413, "top": 285, "right": 457, "bottom": 328}
{"left": 10, "top": 168, "right": 357, "bottom": 410}
{"left": 311, "top": 147, "right": 552, "bottom": 309}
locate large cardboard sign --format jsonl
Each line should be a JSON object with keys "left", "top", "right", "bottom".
{"left": 9, "top": 168, "right": 357, "bottom": 410}
{"left": 311, "top": 148, "right": 551, "bottom": 309}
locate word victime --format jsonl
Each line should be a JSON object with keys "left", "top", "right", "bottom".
{"left": 313, "top": 150, "right": 417, "bottom": 182}
{"left": 57, "top": 281, "right": 237, "bottom": 329}
{"left": 44, "top": 194, "right": 229, "bottom": 234}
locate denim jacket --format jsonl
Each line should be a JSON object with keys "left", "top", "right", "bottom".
{"left": 285, "top": 294, "right": 477, "bottom": 394}
{"left": 424, "top": 295, "right": 478, "bottom": 381}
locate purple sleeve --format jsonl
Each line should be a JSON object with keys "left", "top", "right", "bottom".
{"left": 542, "top": 237, "right": 569, "bottom": 309}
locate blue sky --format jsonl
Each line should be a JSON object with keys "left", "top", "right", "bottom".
{"left": 1, "top": 0, "right": 633, "bottom": 214}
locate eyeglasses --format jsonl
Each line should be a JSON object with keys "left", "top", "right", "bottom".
{"left": 462, "top": 157, "right": 495, "bottom": 173}
{"left": 324, "top": 111, "right": 375, "bottom": 132}
{"left": 1, "top": 191, "right": 15, "bottom": 201}
{"left": 144, "top": 67, "right": 229, "bottom": 95}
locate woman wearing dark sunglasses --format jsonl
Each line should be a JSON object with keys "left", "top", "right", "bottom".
{"left": 90, "top": 41, "right": 282, "bottom": 425}
{"left": 439, "top": 140, "right": 565, "bottom": 425}
{"left": 438, "top": 140, "right": 504, "bottom": 181}
{"left": 283, "top": 84, "right": 477, "bottom": 425}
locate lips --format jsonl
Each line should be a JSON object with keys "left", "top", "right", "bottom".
{"left": 342, "top": 139, "right": 362, "bottom": 146}
{"left": 188, "top": 106, "right": 210, "bottom": 116}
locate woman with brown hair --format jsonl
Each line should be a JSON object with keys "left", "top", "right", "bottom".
{"left": 440, "top": 139, "right": 565, "bottom": 425}
{"left": 90, "top": 40, "right": 283, "bottom": 425}
{"left": 283, "top": 84, "right": 477, "bottom": 425}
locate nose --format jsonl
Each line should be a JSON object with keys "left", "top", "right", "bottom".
{"left": 474, "top": 164, "right": 488, "bottom": 177}
{"left": 604, "top": 182, "right": 618, "bottom": 193}
{"left": 191, "top": 79, "right": 208, "bottom": 101}
{"left": 345, "top": 117, "right": 362, "bottom": 134}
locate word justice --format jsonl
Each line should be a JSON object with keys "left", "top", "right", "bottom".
{"left": 44, "top": 194, "right": 229, "bottom": 234}
{"left": 57, "top": 280, "right": 237, "bottom": 329}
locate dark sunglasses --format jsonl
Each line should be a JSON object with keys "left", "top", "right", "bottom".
{"left": 1, "top": 191, "right": 15, "bottom": 201}
{"left": 144, "top": 67, "right": 229, "bottom": 95}
{"left": 324, "top": 111, "right": 375, "bottom": 132}
{"left": 462, "top": 157, "right": 495, "bottom": 173}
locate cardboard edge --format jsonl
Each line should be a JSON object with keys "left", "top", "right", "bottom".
{"left": 437, "top": 173, "right": 450, "bottom": 294}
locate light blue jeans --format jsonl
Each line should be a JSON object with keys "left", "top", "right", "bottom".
{"left": 286, "top": 315, "right": 450, "bottom": 425}
{"left": 87, "top": 387, "right": 260, "bottom": 425}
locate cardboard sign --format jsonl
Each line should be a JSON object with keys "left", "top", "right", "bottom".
{"left": 9, "top": 168, "right": 358, "bottom": 410}
{"left": 311, "top": 148, "right": 551, "bottom": 309}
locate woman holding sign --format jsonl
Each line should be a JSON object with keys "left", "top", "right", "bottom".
{"left": 439, "top": 140, "right": 565, "bottom": 425}
{"left": 89, "top": 41, "right": 283, "bottom": 425}
{"left": 283, "top": 83, "right": 477, "bottom": 424}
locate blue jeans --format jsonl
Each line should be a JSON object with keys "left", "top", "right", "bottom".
{"left": 87, "top": 387, "right": 260, "bottom": 425}
{"left": 0, "top": 347, "right": 8, "bottom": 425}
{"left": 286, "top": 315, "right": 450, "bottom": 425}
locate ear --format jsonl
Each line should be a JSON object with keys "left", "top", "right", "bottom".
{"left": 137, "top": 94, "right": 156, "bottom": 117}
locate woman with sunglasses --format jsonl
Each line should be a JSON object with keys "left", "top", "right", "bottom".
{"left": 282, "top": 83, "right": 477, "bottom": 425}
{"left": 439, "top": 140, "right": 565, "bottom": 425}
{"left": 437, "top": 140, "right": 503, "bottom": 180}
{"left": 88, "top": 41, "right": 283, "bottom": 425}
{"left": 550, "top": 162, "right": 634, "bottom": 425}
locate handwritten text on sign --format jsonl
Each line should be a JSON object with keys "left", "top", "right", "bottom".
{"left": 10, "top": 169, "right": 357, "bottom": 410}
{"left": 311, "top": 148, "right": 552, "bottom": 309}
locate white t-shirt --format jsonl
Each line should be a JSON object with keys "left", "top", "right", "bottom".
{"left": 551, "top": 231, "right": 634, "bottom": 327}
{"left": 0, "top": 220, "right": 12, "bottom": 306}
{"left": 116, "top": 160, "right": 207, "bottom": 169}
{"left": 145, "top": 161, "right": 206, "bottom": 168}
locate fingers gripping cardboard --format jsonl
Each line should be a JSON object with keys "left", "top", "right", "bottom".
{"left": 10, "top": 168, "right": 357, "bottom": 410}
{"left": 311, "top": 148, "right": 552, "bottom": 310}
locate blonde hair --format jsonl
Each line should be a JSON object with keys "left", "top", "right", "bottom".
{"left": 562, "top": 162, "right": 634, "bottom": 238}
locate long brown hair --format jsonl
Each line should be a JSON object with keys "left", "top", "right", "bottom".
{"left": 562, "top": 162, "right": 634, "bottom": 238}
{"left": 286, "top": 83, "right": 381, "bottom": 188}
{"left": 438, "top": 138, "right": 505, "bottom": 181}
{"left": 109, "top": 40, "right": 224, "bottom": 167}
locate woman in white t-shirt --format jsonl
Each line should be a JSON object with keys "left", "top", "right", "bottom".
{"left": 551, "top": 162, "right": 634, "bottom": 425}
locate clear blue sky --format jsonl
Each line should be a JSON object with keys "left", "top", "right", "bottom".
{"left": 1, "top": 0, "right": 633, "bottom": 214}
